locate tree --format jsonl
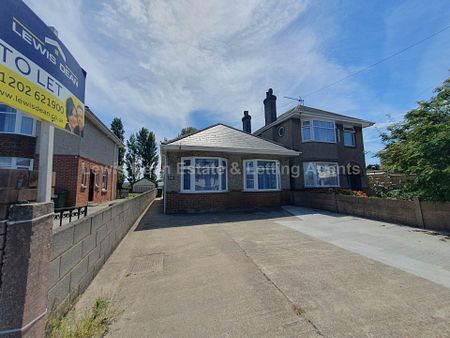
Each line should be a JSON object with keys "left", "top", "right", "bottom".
{"left": 110, "top": 117, "right": 125, "bottom": 190}
{"left": 125, "top": 134, "right": 141, "bottom": 189}
{"left": 378, "top": 75, "right": 450, "bottom": 201}
{"left": 136, "top": 127, "right": 159, "bottom": 182}
{"left": 179, "top": 127, "right": 197, "bottom": 137}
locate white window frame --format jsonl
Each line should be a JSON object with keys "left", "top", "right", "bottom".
{"left": 301, "top": 119, "right": 336, "bottom": 143}
{"left": 0, "top": 107, "right": 36, "bottom": 136}
{"left": 303, "top": 162, "right": 340, "bottom": 188}
{"left": 95, "top": 170, "right": 99, "bottom": 187}
{"left": 81, "top": 165, "right": 87, "bottom": 187}
{"left": 102, "top": 168, "right": 108, "bottom": 191}
{"left": 180, "top": 157, "right": 228, "bottom": 193}
{"left": 243, "top": 159, "right": 281, "bottom": 192}
{"left": 343, "top": 127, "right": 356, "bottom": 147}
{"left": 0, "top": 156, "right": 34, "bottom": 171}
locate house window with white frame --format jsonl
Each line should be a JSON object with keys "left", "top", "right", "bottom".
{"left": 0, "top": 156, "right": 33, "bottom": 170}
{"left": 0, "top": 105, "right": 36, "bottom": 136}
{"left": 302, "top": 119, "right": 336, "bottom": 143}
{"left": 244, "top": 159, "right": 280, "bottom": 191}
{"left": 102, "top": 168, "right": 108, "bottom": 190}
{"left": 81, "top": 165, "right": 87, "bottom": 187}
{"left": 303, "top": 162, "right": 340, "bottom": 187}
{"left": 181, "top": 157, "right": 227, "bottom": 192}
{"left": 343, "top": 127, "right": 356, "bottom": 147}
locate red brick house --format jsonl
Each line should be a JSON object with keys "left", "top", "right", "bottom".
{"left": 50, "top": 107, "right": 123, "bottom": 207}
{"left": 0, "top": 103, "right": 123, "bottom": 217}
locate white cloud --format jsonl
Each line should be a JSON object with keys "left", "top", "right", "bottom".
{"left": 25, "top": 0, "right": 366, "bottom": 138}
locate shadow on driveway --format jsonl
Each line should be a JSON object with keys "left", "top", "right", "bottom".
{"left": 135, "top": 199, "right": 294, "bottom": 231}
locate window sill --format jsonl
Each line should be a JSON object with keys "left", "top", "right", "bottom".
{"left": 0, "top": 131, "right": 36, "bottom": 137}
{"left": 302, "top": 140, "right": 336, "bottom": 144}
{"left": 101, "top": 189, "right": 107, "bottom": 193}
{"left": 80, "top": 184, "right": 86, "bottom": 190}
{"left": 305, "top": 185, "right": 340, "bottom": 188}
{"left": 344, "top": 145, "right": 356, "bottom": 148}
{"left": 243, "top": 189, "right": 281, "bottom": 193}
{"left": 180, "top": 190, "right": 228, "bottom": 194}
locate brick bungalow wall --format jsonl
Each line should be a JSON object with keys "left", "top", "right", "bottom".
{"left": 164, "top": 150, "right": 292, "bottom": 213}
{"left": 165, "top": 190, "right": 290, "bottom": 213}
{"left": 75, "top": 157, "right": 115, "bottom": 207}
{"left": 53, "top": 155, "right": 80, "bottom": 207}
{"left": 53, "top": 155, "right": 116, "bottom": 207}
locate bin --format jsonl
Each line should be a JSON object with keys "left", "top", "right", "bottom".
{"left": 55, "top": 189, "right": 69, "bottom": 208}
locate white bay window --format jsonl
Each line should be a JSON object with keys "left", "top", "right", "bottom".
{"left": 303, "top": 162, "right": 340, "bottom": 188}
{"left": 181, "top": 157, "right": 227, "bottom": 193}
{"left": 302, "top": 119, "right": 336, "bottom": 143}
{"left": 244, "top": 160, "right": 280, "bottom": 191}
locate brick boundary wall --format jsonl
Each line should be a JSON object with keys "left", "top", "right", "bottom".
{"left": 0, "top": 203, "right": 53, "bottom": 338}
{"left": 291, "top": 191, "right": 450, "bottom": 232}
{"left": 165, "top": 190, "right": 290, "bottom": 213}
{"left": 0, "top": 169, "right": 39, "bottom": 220}
{"left": 48, "top": 189, "right": 156, "bottom": 314}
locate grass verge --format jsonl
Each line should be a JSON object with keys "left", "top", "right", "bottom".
{"left": 46, "top": 298, "right": 116, "bottom": 338}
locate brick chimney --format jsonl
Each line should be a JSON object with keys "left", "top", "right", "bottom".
{"left": 264, "top": 88, "right": 277, "bottom": 126}
{"left": 242, "top": 111, "right": 251, "bottom": 133}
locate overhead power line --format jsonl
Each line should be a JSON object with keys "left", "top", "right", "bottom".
{"left": 303, "top": 24, "right": 450, "bottom": 98}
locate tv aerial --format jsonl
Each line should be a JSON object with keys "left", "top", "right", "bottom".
{"left": 283, "top": 96, "right": 304, "bottom": 106}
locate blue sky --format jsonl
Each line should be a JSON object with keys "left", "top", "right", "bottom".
{"left": 25, "top": 0, "right": 450, "bottom": 165}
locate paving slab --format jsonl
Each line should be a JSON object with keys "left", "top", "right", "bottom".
{"left": 75, "top": 201, "right": 450, "bottom": 337}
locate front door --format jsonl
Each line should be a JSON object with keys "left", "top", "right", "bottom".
{"left": 349, "top": 174, "right": 362, "bottom": 190}
{"left": 88, "top": 169, "right": 95, "bottom": 202}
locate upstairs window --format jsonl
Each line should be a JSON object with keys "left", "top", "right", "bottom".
{"left": 302, "top": 119, "right": 336, "bottom": 143}
{"left": 181, "top": 157, "right": 227, "bottom": 193}
{"left": 244, "top": 160, "right": 280, "bottom": 191}
{"left": 343, "top": 127, "right": 356, "bottom": 147}
{"left": 0, "top": 105, "right": 36, "bottom": 136}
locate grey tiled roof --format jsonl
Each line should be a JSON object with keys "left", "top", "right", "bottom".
{"left": 162, "top": 124, "right": 299, "bottom": 156}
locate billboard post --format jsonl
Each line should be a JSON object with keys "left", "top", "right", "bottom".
{"left": 37, "top": 121, "right": 54, "bottom": 202}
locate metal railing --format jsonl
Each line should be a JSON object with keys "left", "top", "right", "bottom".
{"left": 54, "top": 205, "right": 88, "bottom": 227}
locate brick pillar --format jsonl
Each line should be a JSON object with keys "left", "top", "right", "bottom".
{"left": 0, "top": 203, "right": 53, "bottom": 338}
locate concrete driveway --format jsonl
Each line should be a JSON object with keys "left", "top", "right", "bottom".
{"left": 76, "top": 200, "right": 450, "bottom": 337}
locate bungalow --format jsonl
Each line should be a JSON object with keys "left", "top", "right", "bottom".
{"left": 161, "top": 124, "right": 299, "bottom": 213}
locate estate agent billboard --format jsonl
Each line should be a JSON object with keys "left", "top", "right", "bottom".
{"left": 0, "top": 0, "right": 86, "bottom": 136}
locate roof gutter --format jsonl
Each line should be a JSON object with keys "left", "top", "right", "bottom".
{"left": 160, "top": 144, "right": 300, "bottom": 156}
{"left": 253, "top": 108, "right": 375, "bottom": 135}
